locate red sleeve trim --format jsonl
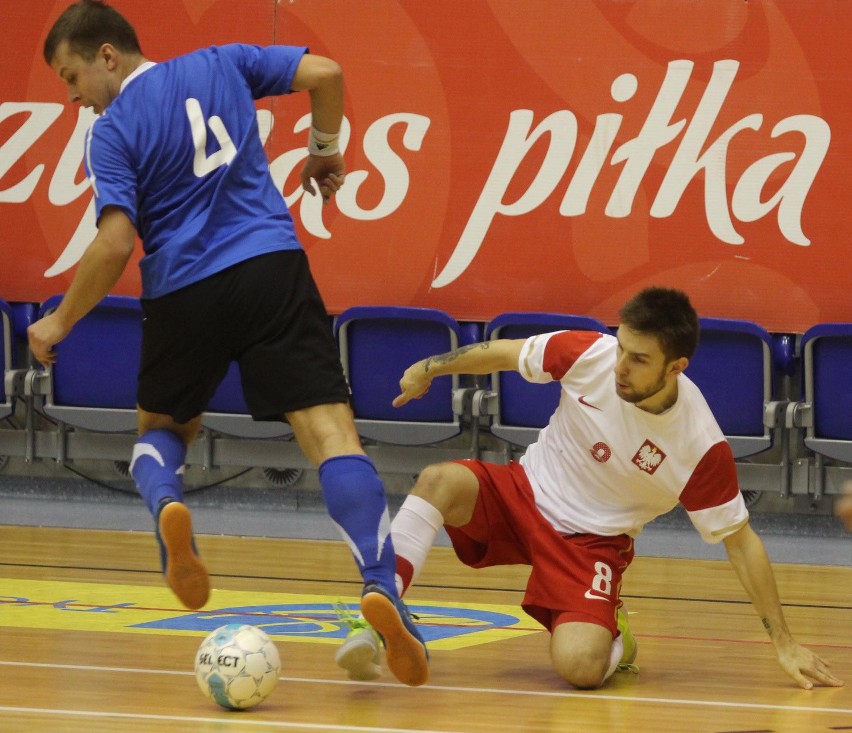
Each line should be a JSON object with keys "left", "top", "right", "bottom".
{"left": 679, "top": 441, "right": 740, "bottom": 511}
{"left": 542, "top": 331, "right": 603, "bottom": 380}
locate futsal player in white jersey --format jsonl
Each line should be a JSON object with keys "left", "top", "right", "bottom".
{"left": 30, "top": 0, "right": 428, "bottom": 686}
{"left": 337, "top": 287, "right": 843, "bottom": 691}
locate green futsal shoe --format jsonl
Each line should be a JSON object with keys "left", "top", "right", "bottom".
{"left": 334, "top": 602, "right": 382, "bottom": 681}
{"left": 616, "top": 607, "right": 639, "bottom": 674}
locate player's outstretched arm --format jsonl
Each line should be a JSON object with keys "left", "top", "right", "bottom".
{"left": 393, "top": 339, "right": 524, "bottom": 408}
{"left": 722, "top": 523, "right": 844, "bottom": 689}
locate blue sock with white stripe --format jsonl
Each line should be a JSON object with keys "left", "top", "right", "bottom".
{"left": 318, "top": 454, "right": 397, "bottom": 594}
{"left": 130, "top": 429, "right": 187, "bottom": 516}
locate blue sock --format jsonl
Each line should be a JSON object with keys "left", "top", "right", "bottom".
{"left": 130, "top": 429, "right": 187, "bottom": 517}
{"left": 318, "top": 454, "right": 397, "bottom": 594}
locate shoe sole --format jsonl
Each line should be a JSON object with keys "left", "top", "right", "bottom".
{"left": 361, "top": 590, "right": 428, "bottom": 687}
{"left": 159, "top": 502, "right": 210, "bottom": 610}
{"left": 335, "top": 636, "right": 382, "bottom": 681}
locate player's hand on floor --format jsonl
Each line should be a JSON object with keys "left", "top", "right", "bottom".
{"left": 777, "top": 643, "right": 844, "bottom": 689}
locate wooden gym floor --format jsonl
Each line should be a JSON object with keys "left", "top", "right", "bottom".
{"left": 0, "top": 524, "right": 849, "bottom": 733}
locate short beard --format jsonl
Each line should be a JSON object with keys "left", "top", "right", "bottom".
{"left": 616, "top": 375, "right": 667, "bottom": 405}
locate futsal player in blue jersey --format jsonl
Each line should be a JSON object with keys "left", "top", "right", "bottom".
{"left": 30, "top": 0, "right": 429, "bottom": 686}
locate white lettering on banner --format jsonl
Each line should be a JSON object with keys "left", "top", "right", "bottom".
{"left": 0, "top": 102, "right": 64, "bottom": 202}
{"left": 431, "top": 59, "right": 831, "bottom": 288}
{"left": 0, "top": 104, "right": 102, "bottom": 278}
{"left": 562, "top": 72, "right": 639, "bottom": 216}
{"left": 730, "top": 114, "right": 830, "bottom": 243}
{"left": 335, "top": 112, "right": 431, "bottom": 221}
{"left": 443, "top": 109, "right": 578, "bottom": 287}
{"left": 48, "top": 107, "right": 97, "bottom": 205}
{"left": 0, "top": 58, "right": 831, "bottom": 284}
{"left": 648, "top": 63, "right": 830, "bottom": 246}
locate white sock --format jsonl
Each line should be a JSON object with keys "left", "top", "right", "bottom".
{"left": 391, "top": 494, "right": 444, "bottom": 596}
{"left": 603, "top": 633, "right": 624, "bottom": 681}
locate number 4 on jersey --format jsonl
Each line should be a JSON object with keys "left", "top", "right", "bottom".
{"left": 184, "top": 97, "right": 236, "bottom": 177}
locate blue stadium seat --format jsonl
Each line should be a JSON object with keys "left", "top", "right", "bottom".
{"left": 38, "top": 295, "right": 141, "bottom": 432}
{"left": 686, "top": 317, "right": 780, "bottom": 458}
{"left": 0, "top": 298, "right": 14, "bottom": 420}
{"left": 800, "top": 323, "right": 852, "bottom": 464}
{"left": 484, "top": 312, "right": 611, "bottom": 447}
{"left": 335, "top": 306, "right": 465, "bottom": 445}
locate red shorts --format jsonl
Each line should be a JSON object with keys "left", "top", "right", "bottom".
{"left": 445, "top": 459, "right": 634, "bottom": 636}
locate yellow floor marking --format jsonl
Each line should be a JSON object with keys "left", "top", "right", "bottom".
{"left": 0, "top": 578, "right": 540, "bottom": 650}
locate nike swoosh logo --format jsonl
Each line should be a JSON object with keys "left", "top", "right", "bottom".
{"left": 578, "top": 395, "right": 602, "bottom": 411}
{"left": 583, "top": 590, "right": 609, "bottom": 601}
{"left": 129, "top": 443, "right": 165, "bottom": 474}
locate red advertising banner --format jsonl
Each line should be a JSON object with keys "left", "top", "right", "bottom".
{"left": 2, "top": 0, "right": 851, "bottom": 332}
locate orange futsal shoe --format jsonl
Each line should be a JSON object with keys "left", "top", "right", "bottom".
{"left": 360, "top": 583, "right": 429, "bottom": 687}
{"left": 156, "top": 500, "right": 210, "bottom": 610}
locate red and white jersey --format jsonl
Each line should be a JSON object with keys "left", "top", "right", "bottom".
{"left": 517, "top": 331, "right": 748, "bottom": 543}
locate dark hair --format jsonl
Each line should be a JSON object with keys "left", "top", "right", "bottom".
{"left": 44, "top": 0, "right": 142, "bottom": 65}
{"left": 619, "top": 287, "right": 699, "bottom": 361}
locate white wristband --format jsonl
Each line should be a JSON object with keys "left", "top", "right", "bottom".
{"left": 308, "top": 125, "right": 340, "bottom": 157}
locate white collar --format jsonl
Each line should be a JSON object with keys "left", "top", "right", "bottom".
{"left": 120, "top": 61, "right": 157, "bottom": 93}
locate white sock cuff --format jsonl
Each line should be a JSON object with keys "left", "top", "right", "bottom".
{"left": 604, "top": 633, "right": 624, "bottom": 681}
{"left": 399, "top": 493, "right": 444, "bottom": 531}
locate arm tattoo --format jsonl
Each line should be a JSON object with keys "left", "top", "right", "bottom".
{"left": 423, "top": 342, "right": 491, "bottom": 373}
{"left": 762, "top": 617, "right": 771, "bottom": 633}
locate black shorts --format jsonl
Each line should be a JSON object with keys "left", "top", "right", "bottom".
{"left": 137, "top": 250, "right": 350, "bottom": 424}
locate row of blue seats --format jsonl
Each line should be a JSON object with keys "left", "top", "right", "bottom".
{"left": 1, "top": 296, "right": 850, "bottom": 492}
{"left": 339, "top": 306, "right": 851, "bottom": 466}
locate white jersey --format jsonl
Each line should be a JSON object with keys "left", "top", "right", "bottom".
{"left": 517, "top": 331, "right": 748, "bottom": 543}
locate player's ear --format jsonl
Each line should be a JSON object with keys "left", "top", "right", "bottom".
{"left": 668, "top": 356, "right": 688, "bottom": 376}
{"left": 100, "top": 43, "right": 119, "bottom": 69}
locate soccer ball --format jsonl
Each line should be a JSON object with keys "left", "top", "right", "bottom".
{"left": 194, "top": 624, "right": 281, "bottom": 710}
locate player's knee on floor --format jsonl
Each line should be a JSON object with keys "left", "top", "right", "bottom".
{"left": 550, "top": 625, "right": 613, "bottom": 689}
{"left": 550, "top": 646, "right": 611, "bottom": 689}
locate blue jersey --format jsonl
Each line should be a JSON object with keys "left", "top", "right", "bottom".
{"left": 84, "top": 44, "right": 308, "bottom": 298}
